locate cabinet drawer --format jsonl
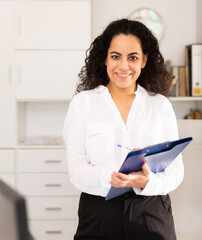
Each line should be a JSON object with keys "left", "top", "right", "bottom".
{"left": 17, "top": 149, "right": 67, "bottom": 172}
{"left": 0, "top": 150, "right": 14, "bottom": 172}
{"left": 0, "top": 173, "right": 15, "bottom": 188}
{"left": 29, "top": 220, "right": 78, "bottom": 240}
{"left": 26, "top": 197, "right": 79, "bottom": 220}
{"left": 17, "top": 173, "right": 80, "bottom": 196}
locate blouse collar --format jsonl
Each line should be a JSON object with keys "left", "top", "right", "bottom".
{"left": 93, "top": 84, "right": 147, "bottom": 96}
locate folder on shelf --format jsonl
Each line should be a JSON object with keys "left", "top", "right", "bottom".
{"left": 106, "top": 137, "right": 193, "bottom": 200}
{"left": 191, "top": 44, "right": 202, "bottom": 96}
{"left": 186, "top": 44, "right": 202, "bottom": 96}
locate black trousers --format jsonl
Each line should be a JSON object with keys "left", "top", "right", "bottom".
{"left": 74, "top": 191, "right": 176, "bottom": 240}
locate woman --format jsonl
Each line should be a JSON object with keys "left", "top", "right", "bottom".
{"left": 63, "top": 19, "right": 183, "bottom": 240}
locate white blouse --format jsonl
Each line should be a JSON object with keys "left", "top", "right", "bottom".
{"left": 63, "top": 85, "right": 184, "bottom": 197}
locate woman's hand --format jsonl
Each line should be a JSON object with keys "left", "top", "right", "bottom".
{"left": 109, "top": 163, "right": 151, "bottom": 189}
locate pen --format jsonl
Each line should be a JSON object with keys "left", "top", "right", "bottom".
{"left": 117, "top": 144, "right": 133, "bottom": 151}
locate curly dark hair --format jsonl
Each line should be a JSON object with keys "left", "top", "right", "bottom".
{"left": 76, "top": 18, "right": 172, "bottom": 96}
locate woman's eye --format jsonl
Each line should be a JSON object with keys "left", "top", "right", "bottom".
{"left": 129, "top": 56, "right": 137, "bottom": 61}
{"left": 111, "top": 55, "right": 120, "bottom": 60}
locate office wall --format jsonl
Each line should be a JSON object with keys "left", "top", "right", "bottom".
{"left": 197, "top": 0, "right": 202, "bottom": 42}
{"left": 91, "top": 0, "right": 197, "bottom": 66}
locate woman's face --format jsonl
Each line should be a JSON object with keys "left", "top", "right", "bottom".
{"left": 105, "top": 34, "right": 148, "bottom": 92}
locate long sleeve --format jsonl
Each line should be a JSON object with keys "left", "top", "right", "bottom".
{"left": 63, "top": 98, "right": 118, "bottom": 197}
{"left": 134, "top": 101, "right": 184, "bottom": 196}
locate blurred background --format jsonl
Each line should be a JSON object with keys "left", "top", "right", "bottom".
{"left": 0, "top": 0, "right": 201, "bottom": 239}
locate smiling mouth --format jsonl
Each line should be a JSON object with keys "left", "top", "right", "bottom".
{"left": 116, "top": 73, "right": 132, "bottom": 78}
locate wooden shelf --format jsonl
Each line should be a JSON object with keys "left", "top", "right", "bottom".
{"left": 169, "top": 97, "right": 202, "bottom": 101}
{"left": 17, "top": 145, "right": 66, "bottom": 149}
{"left": 168, "top": 97, "right": 202, "bottom": 102}
{"left": 16, "top": 98, "right": 70, "bottom": 103}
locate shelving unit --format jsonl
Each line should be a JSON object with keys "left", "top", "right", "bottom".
{"left": 169, "top": 97, "right": 202, "bottom": 119}
{"left": 17, "top": 101, "right": 69, "bottom": 148}
{"left": 0, "top": 1, "right": 91, "bottom": 240}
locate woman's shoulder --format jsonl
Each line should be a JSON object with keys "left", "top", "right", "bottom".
{"left": 70, "top": 85, "right": 106, "bottom": 105}
{"left": 138, "top": 85, "right": 171, "bottom": 107}
{"left": 142, "top": 86, "right": 169, "bottom": 100}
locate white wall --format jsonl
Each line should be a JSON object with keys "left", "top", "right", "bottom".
{"left": 92, "top": 0, "right": 197, "bottom": 66}
{"left": 197, "top": 0, "right": 202, "bottom": 42}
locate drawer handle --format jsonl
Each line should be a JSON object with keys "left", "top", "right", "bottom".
{"left": 44, "top": 160, "right": 62, "bottom": 164}
{"left": 46, "top": 230, "right": 63, "bottom": 234}
{"left": 45, "top": 184, "right": 62, "bottom": 187}
{"left": 45, "top": 207, "right": 62, "bottom": 211}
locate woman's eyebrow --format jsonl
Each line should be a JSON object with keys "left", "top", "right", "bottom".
{"left": 128, "top": 52, "right": 140, "bottom": 56}
{"left": 110, "top": 51, "right": 140, "bottom": 56}
{"left": 110, "top": 51, "right": 122, "bottom": 55}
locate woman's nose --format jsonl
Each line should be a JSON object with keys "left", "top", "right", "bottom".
{"left": 119, "top": 59, "right": 129, "bottom": 71}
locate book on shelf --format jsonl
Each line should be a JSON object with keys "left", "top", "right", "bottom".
{"left": 185, "top": 43, "right": 202, "bottom": 96}
{"left": 168, "top": 43, "right": 202, "bottom": 97}
{"left": 185, "top": 47, "right": 191, "bottom": 96}
{"left": 169, "top": 66, "right": 179, "bottom": 97}
{"left": 179, "top": 66, "right": 186, "bottom": 96}
{"left": 184, "top": 108, "right": 202, "bottom": 119}
{"left": 169, "top": 65, "right": 186, "bottom": 97}
{"left": 165, "top": 60, "right": 172, "bottom": 73}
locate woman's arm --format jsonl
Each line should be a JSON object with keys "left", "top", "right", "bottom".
{"left": 135, "top": 101, "right": 184, "bottom": 195}
{"left": 63, "top": 99, "right": 117, "bottom": 196}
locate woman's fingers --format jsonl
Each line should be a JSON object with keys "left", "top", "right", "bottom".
{"left": 142, "top": 162, "right": 151, "bottom": 176}
{"left": 110, "top": 163, "right": 151, "bottom": 188}
{"left": 110, "top": 172, "right": 129, "bottom": 187}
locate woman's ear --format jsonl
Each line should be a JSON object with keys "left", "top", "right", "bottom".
{"left": 141, "top": 53, "right": 148, "bottom": 69}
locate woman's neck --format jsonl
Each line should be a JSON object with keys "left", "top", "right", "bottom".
{"left": 106, "top": 83, "right": 137, "bottom": 98}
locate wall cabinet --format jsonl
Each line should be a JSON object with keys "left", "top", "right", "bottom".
{"left": 14, "top": 0, "right": 91, "bottom": 50}
{"left": 0, "top": 1, "right": 15, "bottom": 148}
{"left": 15, "top": 51, "right": 85, "bottom": 100}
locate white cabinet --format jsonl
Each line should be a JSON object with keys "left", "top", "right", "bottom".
{"left": 26, "top": 197, "right": 79, "bottom": 220}
{"left": 0, "top": 150, "right": 14, "bottom": 172}
{"left": 29, "top": 220, "right": 78, "bottom": 240}
{"left": 14, "top": 0, "right": 91, "bottom": 100}
{"left": 0, "top": 1, "right": 91, "bottom": 239}
{"left": 16, "top": 149, "right": 80, "bottom": 240}
{"left": 17, "top": 173, "right": 79, "bottom": 196}
{"left": 15, "top": 51, "right": 85, "bottom": 99}
{"left": 0, "top": 150, "right": 15, "bottom": 188}
{"left": 14, "top": 0, "right": 91, "bottom": 50}
{"left": 17, "top": 149, "right": 68, "bottom": 172}
{"left": 0, "top": 1, "right": 15, "bottom": 148}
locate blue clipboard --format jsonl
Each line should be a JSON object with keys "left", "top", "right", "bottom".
{"left": 106, "top": 137, "right": 193, "bottom": 200}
